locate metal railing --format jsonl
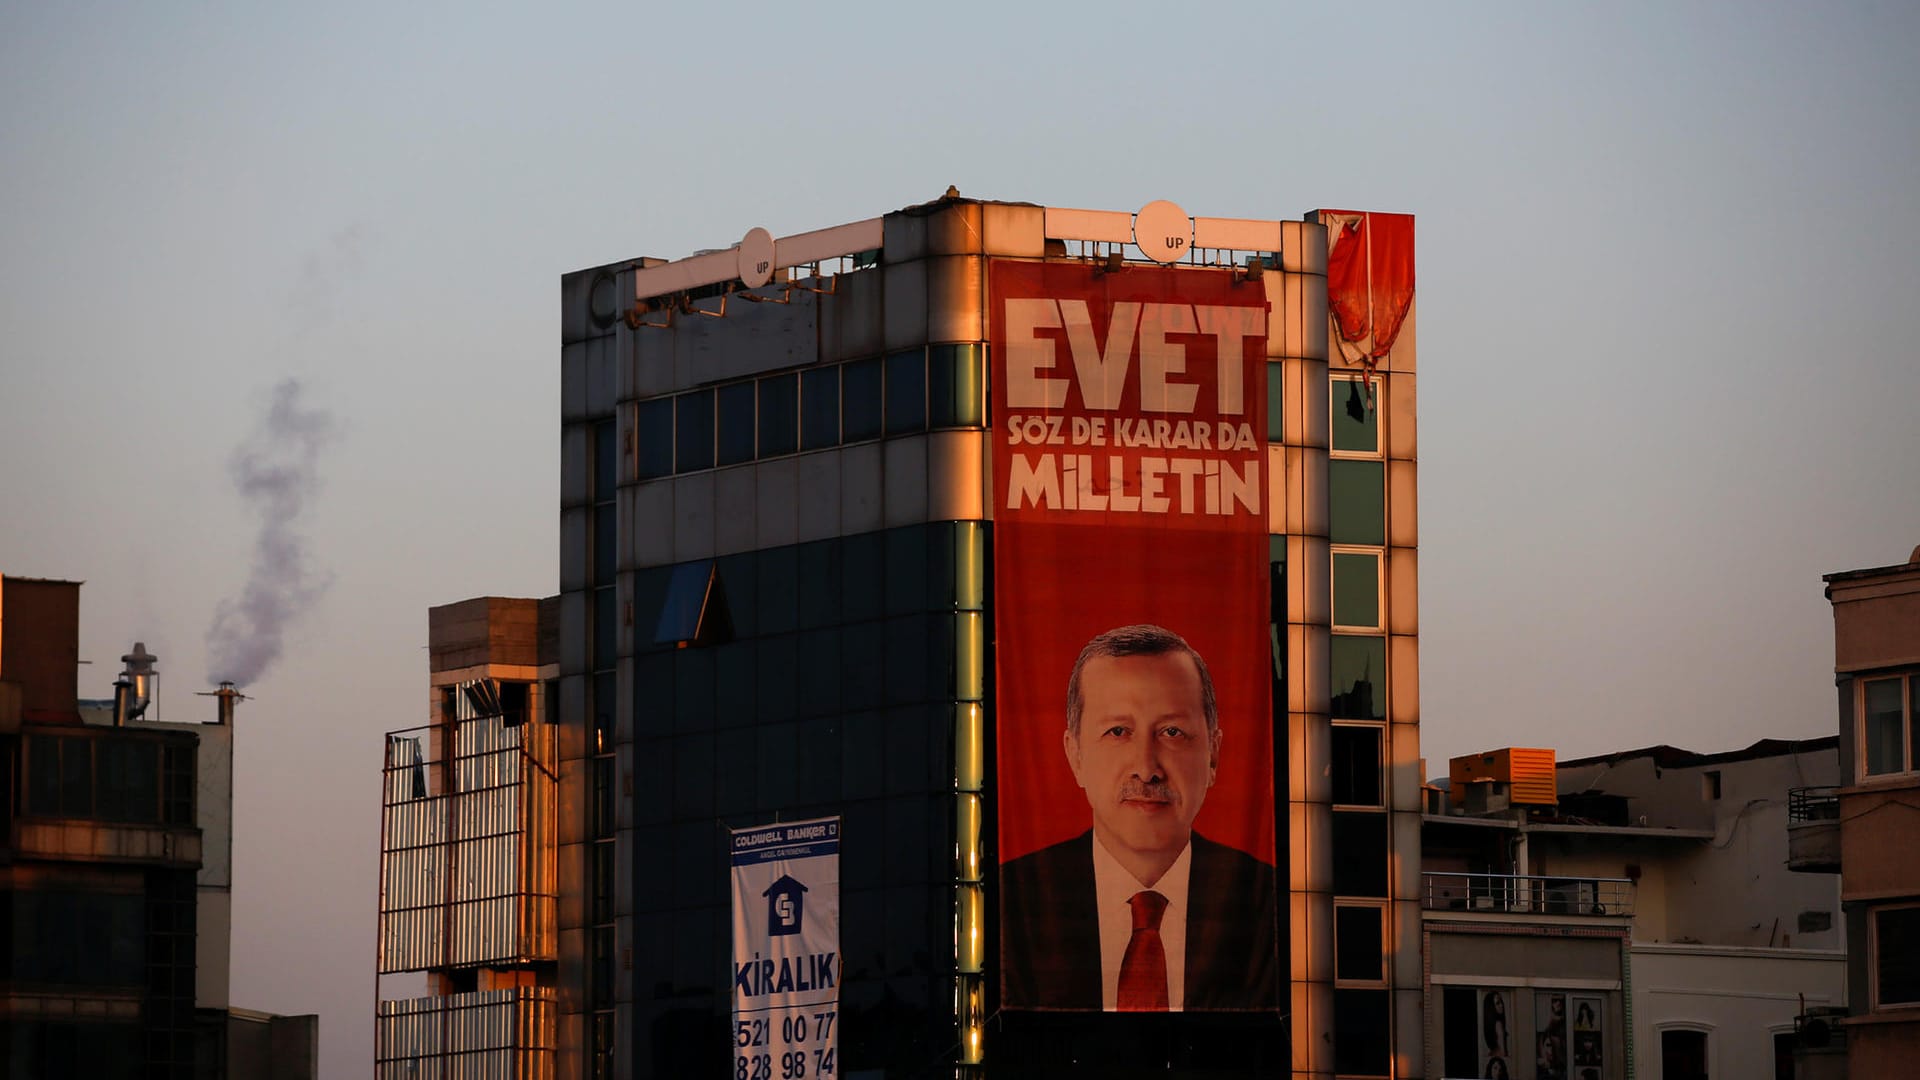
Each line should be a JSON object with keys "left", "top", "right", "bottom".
{"left": 1422, "top": 871, "right": 1633, "bottom": 917}
{"left": 1789, "top": 786, "right": 1841, "bottom": 824}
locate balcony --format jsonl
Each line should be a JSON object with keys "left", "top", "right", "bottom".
{"left": 1422, "top": 871, "right": 1634, "bottom": 918}
{"left": 1787, "top": 786, "right": 1841, "bottom": 873}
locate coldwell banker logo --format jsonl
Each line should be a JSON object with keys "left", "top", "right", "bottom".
{"left": 763, "top": 874, "right": 808, "bottom": 936}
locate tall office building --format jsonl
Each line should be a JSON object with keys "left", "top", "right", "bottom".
{"left": 543, "top": 193, "right": 1420, "bottom": 1079}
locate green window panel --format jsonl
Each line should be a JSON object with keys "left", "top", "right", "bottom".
{"left": 1333, "top": 550, "right": 1381, "bottom": 630}
{"left": 1266, "top": 361, "right": 1285, "bottom": 442}
{"left": 1331, "top": 377, "right": 1379, "bottom": 453}
{"left": 1329, "top": 459, "right": 1385, "bottom": 545}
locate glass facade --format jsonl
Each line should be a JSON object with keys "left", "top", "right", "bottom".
{"left": 627, "top": 522, "right": 982, "bottom": 1078}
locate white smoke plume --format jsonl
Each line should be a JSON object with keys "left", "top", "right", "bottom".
{"left": 205, "top": 379, "right": 337, "bottom": 686}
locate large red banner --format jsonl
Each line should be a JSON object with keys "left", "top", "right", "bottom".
{"left": 991, "top": 259, "right": 1277, "bottom": 1012}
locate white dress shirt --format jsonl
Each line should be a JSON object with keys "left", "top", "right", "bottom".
{"left": 1089, "top": 832, "right": 1193, "bottom": 1011}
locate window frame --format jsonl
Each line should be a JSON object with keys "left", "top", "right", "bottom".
{"left": 1655, "top": 1021, "right": 1712, "bottom": 1080}
{"left": 1871, "top": 902, "right": 1920, "bottom": 1010}
{"left": 1332, "top": 898, "right": 1389, "bottom": 988}
{"left": 1330, "top": 720, "right": 1386, "bottom": 809}
{"left": 1328, "top": 373, "right": 1383, "bottom": 458}
{"left": 1855, "top": 671, "right": 1918, "bottom": 782}
{"left": 1331, "top": 545, "right": 1385, "bottom": 633}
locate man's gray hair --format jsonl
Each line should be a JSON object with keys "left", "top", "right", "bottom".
{"left": 1065, "top": 624, "right": 1218, "bottom": 736}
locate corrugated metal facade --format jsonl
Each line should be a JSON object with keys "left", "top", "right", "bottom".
{"left": 378, "top": 697, "right": 558, "bottom": 973}
{"left": 375, "top": 987, "right": 558, "bottom": 1079}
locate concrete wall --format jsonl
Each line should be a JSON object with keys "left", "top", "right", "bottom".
{"left": 1827, "top": 564, "right": 1920, "bottom": 673}
{"left": 1541, "top": 746, "right": 1844, "bottom": 951}
{"left": 1632, "top": 944, "right": 1845, "bottom": 1080}
{"left": 1838, "top": 780, "right": 1920, "bottom": 902}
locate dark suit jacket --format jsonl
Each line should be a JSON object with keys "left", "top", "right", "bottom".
{"left": 1000, "top": 830, "right": 1279, "bottom": 1010}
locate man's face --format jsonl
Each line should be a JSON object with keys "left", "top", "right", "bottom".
{"left": 1063, "top": 651, "right": 1219, "bottom": 867}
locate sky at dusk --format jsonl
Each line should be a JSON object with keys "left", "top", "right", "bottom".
{"left": 3, "top": 3, "right": 1917, "bottom": 1074}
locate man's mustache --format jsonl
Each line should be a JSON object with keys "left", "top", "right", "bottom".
{"left": 1120, "top": 780, "right": 1175, "bottom": 802}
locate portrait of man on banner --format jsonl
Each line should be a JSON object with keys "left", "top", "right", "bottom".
{"left": 1000, "top": 623, "right": 1278, "bottom": 1010}
{"left": 989, "top": 258, "right": 1279, "bottom": 1013}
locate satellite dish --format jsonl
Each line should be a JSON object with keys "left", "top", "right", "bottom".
{"left": 739, "top": 227, "right": 776, "bottom": 289}
{"left": 1133, "top": 200, "right": 1191, "bottom": 264}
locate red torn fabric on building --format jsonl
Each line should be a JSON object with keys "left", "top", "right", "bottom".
{"left": 1320, "top": 210, "right": 1415, "bottom": 364}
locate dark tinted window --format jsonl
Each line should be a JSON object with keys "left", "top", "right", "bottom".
{"left": 97, "top": 740, "right": 157, "bottom": 823}
{"left": 1331, "top": 634, "right": 1388, "bottom": 720}
{"left": 1332, "top": 987, "right": 1390, "bottom": 1076}
{"left": 716, "top": 381, "right": 756, "bottom": 467}
{"left": 1335, "top": 905, "right": 1383, "bottom": 982}
{"left": 885, "top": 350, "right": 926, "bottom": 434}
{"left": 674, "top": 389, "right": 714, "bottom": 472}
{"left": 594, "top": 420, "right": 616, "bottom": 496}
{"left": 637, "top": 397, "right": 673, "bottom": 479}
{"left": 1332, "top": 725, "right": 1384, "bottom": 806}
{"left": 758, "top": 373, "right": 798, "bottom": 457}
{"left": 593, "top": 504, "right": 615, "bottom": 583}
{"left": 60, "top": 737, "right": 92, "bottom": 816}
{"left": 1878, "top": 905, "right": 1920, "bottom": 1005}
{"left": 1660, "top": 1028, "right": 1707, "bottom": 1080}
{"left": 843, "top": 357, "right": 883, "bottom": 442}
{"left": 800, "top": 367, "right": 839, "bottom": 451}
{"left": 1331, "top": 810, "right": 1389, "bottom": 897}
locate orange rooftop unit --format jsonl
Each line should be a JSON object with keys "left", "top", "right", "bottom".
{"left": 1449, "top": 747, "right": 1558, "bottom": 807}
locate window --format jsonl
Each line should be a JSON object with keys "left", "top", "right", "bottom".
{"left": 1331, "top": 634, "right": 1387, "bottom": 720}
{"left": 1334, "top": 903, "right": 1385, "bottom": 984}
{"left": 1328, "top": 460, "right": 1385, "bottom": 545}
{"left": 800, "top": 366, "right": 839, "bottom": 451}
{"left": 636, "top": 397, "right": 673, "bottom": 479}
{"left": 1330, "top": 375, "right": 1380, "bottom": 454}
{"left": 757, "top": 373, "right": 798, "bottom": 457}
{"left": 1860, "top": 673, "right": 1918, "bottom": 778}
{"left": 1332, "top": 548, "right": 1382, "bottom": 631}
{"left": 715, "top": 380, "right": 756, "bottom": 467}
{"left": 674, "top": 389, "right": 714, "bottom": 472}
{"left": 1332, "top": 723, "right": 1384, "bottom": 807}
{"left": 928, "top": 344, "right": 984, "bottom": 428}
{"left": 1874, "top": 904, "right": 1920, "bottom": 1008}
{"left": 843, "top": 357, "right": 883, "bottom": 442}
{"left": 1659, "top": 1026, "right": 1709, "bottom": 1080}
{"left": 884, "top": 349, "right": 926, "bottom": 434}
{"left": 1332, "top": 987, "right": 1390, "bottom": 1076}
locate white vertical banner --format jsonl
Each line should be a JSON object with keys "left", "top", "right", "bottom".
{"left": 731, "top": 817, "right": 840, "bottom": 1080}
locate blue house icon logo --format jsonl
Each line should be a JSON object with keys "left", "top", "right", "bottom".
{"left": 763, "top": 875, "right": 808, "bottom": 937}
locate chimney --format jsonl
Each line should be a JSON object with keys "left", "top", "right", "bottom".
{"left": 212, "top": 680, "right": 242, "bottom": 726}
{"left": 120, "top": 642, "right": 158, "bottom": 723}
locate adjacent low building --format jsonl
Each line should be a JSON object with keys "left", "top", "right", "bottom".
{"left": 1423, "top": 737, "right": 1848, "bottom": 1080}
{"left": 0, "top": 573, "right": 317, "bottom": 1078}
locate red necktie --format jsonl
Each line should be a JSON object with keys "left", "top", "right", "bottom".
{"left": 1116, "top": 890, "right": 1170, "bottom": 1011}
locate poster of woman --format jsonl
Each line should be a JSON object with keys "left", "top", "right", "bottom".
{"left": 1535, "top": 991, "right": 1568, "bottom": 1080}
{"left": 1479, "top": 988, "right": 1511, "bottom": 1077}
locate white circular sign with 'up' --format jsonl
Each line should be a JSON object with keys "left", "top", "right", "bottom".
{"left": 1133, "top": 200, "right": 1191, "bottom": 264}
{"left": 739, "top": 227, "right": 776, "bottom": 289}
